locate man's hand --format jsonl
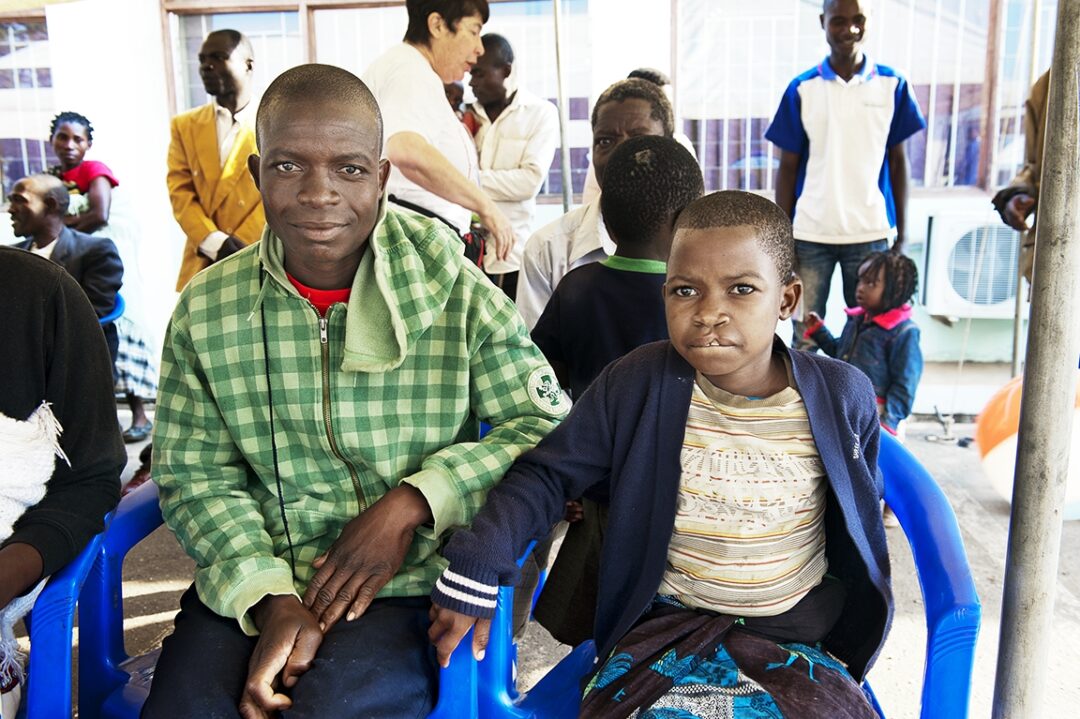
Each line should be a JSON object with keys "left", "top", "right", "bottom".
{"left": 564, "top": 500, "right": 584, "bottom": 523}
{"left": 891, "top": 235, "right": 906, "bottom": 254}
{"left": 478, "top": 200, "right": 514, "bottom": 262}
{"left": 216, "top": 235, "right": 247, "bottom": 261}
{"left": 1003, "top": 193, "right": 1036, "bottom": 232}
{"left": 428, "top": 603, "right": 491, "bottom": 668}
{"left": 239, "top": 595, "right": 323, "bottom": 719}
{"left": 302, "top": 485, "right": 432, "bottom": 630}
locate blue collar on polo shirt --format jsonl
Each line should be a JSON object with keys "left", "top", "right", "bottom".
{"left": 819, "top": 54, "right": 877, "bottom": 84}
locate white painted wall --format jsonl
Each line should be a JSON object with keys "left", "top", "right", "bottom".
{"left": 45, "top": 0, "right": 183, "bottom": 351}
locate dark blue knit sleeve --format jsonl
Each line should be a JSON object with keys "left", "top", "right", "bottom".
{"left": 433, "top": 366, "right": 618, "bottom": 618}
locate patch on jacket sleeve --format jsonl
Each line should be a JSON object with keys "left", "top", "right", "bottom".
{"left": 527, "top": 367, "right": 565, "bottom": 415}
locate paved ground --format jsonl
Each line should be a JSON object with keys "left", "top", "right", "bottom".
{"left": 27, "top": 412, "right": 1080, "bottom": 718}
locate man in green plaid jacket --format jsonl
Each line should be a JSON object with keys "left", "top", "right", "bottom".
{"left": 144, "top": 62, "right": 566, "bottom": 719}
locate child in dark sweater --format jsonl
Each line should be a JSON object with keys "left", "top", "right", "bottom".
{"left": 526, "top": 135, "right": 703, "bottom": 643}
{"left": 531, "top": 134, "right": 704, "bottom": 400}
{"left": 429, "top": 192, "right": 888, "bottom": 718}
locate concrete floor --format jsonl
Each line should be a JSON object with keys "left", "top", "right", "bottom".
{"left": 30, "top": 412, "right": 1080, "bottom": 718}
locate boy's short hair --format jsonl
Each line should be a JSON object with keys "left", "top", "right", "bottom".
{"left": 591, "top": 78, "right": 674, "bottom": 136}
{"left": 600, "top": 136, "right": 703, "bottom": 248}
{"left": 674, "top": 190, "right": 796, "bottom": 282}
{"left": 404, "top": 0, "right": 490, "bottom": 45}
{"left": 859, "top": 251, "right": 919, "bottom": 312}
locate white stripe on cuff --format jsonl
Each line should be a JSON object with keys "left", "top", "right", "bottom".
{"left": 435, "top": 577, "right": 498, "bottom": 609}
{"left": 442, "top": 569, "right": 499, "bottom": 596}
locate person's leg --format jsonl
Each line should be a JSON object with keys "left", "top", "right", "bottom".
{"left": 792, "top": 240, "right": 839, "bottom": 350}
{"left": 141, "top": 586, "right": 255, "bottom": 718}
{"left": 286, "top": 596, "right": 437, "bottom": 719}
{"left": 837, "top": 239, "right": 889, "bottom": 308}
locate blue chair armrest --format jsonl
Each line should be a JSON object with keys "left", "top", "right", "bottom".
{"left": 22, "top": 523, "right": 110, "bottom": 719}
{"left": 428, "top": 541, "right": 537, "bottom": 718}
{"left": 77, "top": 481, "right": 164, "bottom": 719}
{"left": 98, "top": 294, "right": 124, "bottom": 326}
{"left": 879, "top": 433, "right": 981, "bottom": 719}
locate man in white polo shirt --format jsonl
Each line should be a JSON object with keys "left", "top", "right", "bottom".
{"left": 766, "top": 0, "right": 925, "bottom": 348}
{"left": 469, "top": 33, "right": 559, "bottom": 300}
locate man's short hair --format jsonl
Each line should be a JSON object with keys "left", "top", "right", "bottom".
{"left": 206, "top": 28, "right": 254, "bottom": 59}
{"left": 627, "top": 67, "right": 670, "bottom": 87}
{"left": 404, "top": 0, "right": 490, "bottom": 44}
{"left": 600, "top": 136, "right": 703, "bottom": 248}
{"left": 480, "top": 33, "right": 514, "bottom": 65}
{"left": 674, "top": 191, "right": 796, "bottom": 282}
{"left": 21, "top": 173, "right": 70, "bottom": 215}
{"left": 256, "top": 64, "right": 383, "bottom": 149}
{"left": 591, "top": 78, "right": 674, "bottom": 136}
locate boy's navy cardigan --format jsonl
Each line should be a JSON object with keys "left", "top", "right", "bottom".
{"left": 434, "top": 339, "right": 892, "bottom": 681}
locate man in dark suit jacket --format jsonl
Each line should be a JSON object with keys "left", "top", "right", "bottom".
{"left": 9, "top": 173, "right": 123, "bottom": 363}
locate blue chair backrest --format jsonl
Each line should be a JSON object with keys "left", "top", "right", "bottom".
{"left": 98, "top": 293, "right": 124, "bottom": 325}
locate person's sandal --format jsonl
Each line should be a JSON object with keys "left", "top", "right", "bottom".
{"left": 122, "top": 421, "right": 153, "bottom": 443}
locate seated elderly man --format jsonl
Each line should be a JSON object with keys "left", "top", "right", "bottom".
{"left": 0, "top": 246, "right": 124, "bottom": 715}
{"left": 9, "top": 173, "right": 124, "bottom": 364}
{"left": 142, "top": 63, "right": 565, "bottom": 719}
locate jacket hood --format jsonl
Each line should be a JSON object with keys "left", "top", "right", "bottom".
{"left": 256, "top": 191, "right": 463, "bottom": 373}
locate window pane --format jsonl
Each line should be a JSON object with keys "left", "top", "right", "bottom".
{"left": 0, "top": 21, "right": 54, "bottom": 199}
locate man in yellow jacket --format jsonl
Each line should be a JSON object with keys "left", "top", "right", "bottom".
{"left": 167, "top": 29, "right": 264, "bottom": 291}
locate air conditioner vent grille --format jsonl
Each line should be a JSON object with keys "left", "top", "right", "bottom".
{"left": 946, "top": 225, "right": 1019, "bottom": 306}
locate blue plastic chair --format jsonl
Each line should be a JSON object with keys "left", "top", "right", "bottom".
{"left": 24, "top": 433, "right": 979, "bottom": 719}
{"left": 455, "top": 432, "right": 981, "bottom": 719}
{"left": 98, "top": 293, "right": 124, "bottom": 326}
{"left": 870, "top": 432, "right": 982, "bottom": 718}
{"left": 38, "top": 480, "right": 487, "bottom": 719}
{"left": 17, "top": 519, "right": 110, "bottom": 719}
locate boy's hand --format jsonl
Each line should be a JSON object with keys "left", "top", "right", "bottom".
{"left": 805, "top": 312, "right": 823, "bottom": 326}
{"left": 564, "top": 500, "right": 584, "bottom": 523}
{"left": 428, "top": 603, "right": 491, "bottom": 668}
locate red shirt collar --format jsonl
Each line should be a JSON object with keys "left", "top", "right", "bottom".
{"left": 845, "top": 303, "right": 912, "bottom": 330}
{"left": 286, "top": 272, "right": 351, "bottom": 316}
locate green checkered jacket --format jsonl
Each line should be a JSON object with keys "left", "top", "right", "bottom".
{"left": 154, "top": 203, "right": 567, "bottom": 634}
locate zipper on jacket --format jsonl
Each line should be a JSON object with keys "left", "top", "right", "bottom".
{"left": 319, "top": 315, "right": 367, "bottom": 512}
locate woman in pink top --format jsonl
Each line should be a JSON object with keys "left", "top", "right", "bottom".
{"left": 48, "top": 112, "right": 157, "bottom": 452}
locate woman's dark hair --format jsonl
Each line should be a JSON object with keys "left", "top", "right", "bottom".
{"left": 50, "top": 111, "right": 93, "bottom": 141}
{"left": 859, "top": 251, "right": 920, "bottom": 312}
{"left": 404, "top": 0, "right": 490, "bottom": 44}
{"left": 627, "top": 67, "right": 670, "bottom": 87}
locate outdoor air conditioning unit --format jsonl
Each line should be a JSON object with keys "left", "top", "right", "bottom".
{"left": 923, "top": 213, "right": 1025, "bottom": 319}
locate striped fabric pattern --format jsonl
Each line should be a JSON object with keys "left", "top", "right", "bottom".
{"left": 656, "top": 370, "right": 827, "bottom": 617}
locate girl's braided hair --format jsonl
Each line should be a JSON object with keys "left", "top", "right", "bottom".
{"left": 859, "top": 251, "right": 919, "bottom": 312}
